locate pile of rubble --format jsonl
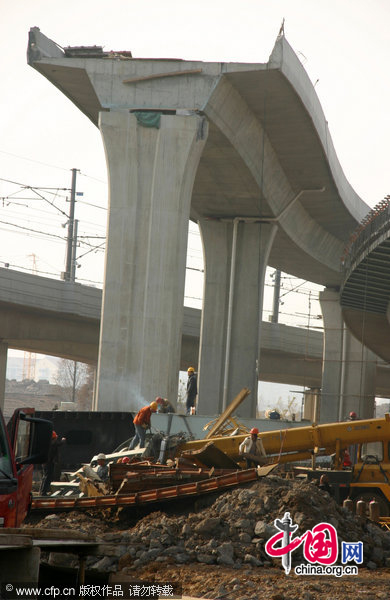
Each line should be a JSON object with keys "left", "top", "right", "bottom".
{"left": 27, "top": 475, "right": 390, "bottom": 577}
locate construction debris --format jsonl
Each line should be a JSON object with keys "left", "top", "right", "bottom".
{"left": 27, "top": 402, "right": 390, "bottom": 597}
{"left": 27, "top": 475, "right": 390, "bottom": 578}
{"left": 31, "top": 467, "right": 262, "bottom": 512}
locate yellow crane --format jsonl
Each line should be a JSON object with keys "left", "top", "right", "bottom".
{"left": 176, "top": 412, "right": 390, "bottom": 516}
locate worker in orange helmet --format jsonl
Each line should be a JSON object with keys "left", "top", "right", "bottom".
{"left": 128, "top": 401, "right": 158, "bottom": 450}
{"left": 239, "top": 427, "right": 267, "bottom": 468}
{"left": 155, "top": 396, "right": 175, "bottom": 414}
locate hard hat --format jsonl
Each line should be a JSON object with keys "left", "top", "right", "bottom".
{"left": 250, "top": 427, "right": 259, "bottom": 435}
{"left": 52, "top": 431, "right": 58, "bottom": 440}
{"left": 187, "top": 367, "right": 195, "bottom": 373}
{"left": 97, "top": 453, "right": 106, "bottom": 460}
{"left": 349, "top": 411, "right": 357, "bottom": 418}
{"left": 122, "top": 456, "right": 130, "bottom": 464}
{"left": 155, "top": 397, "right": 164, "bottom": 404}
{"left": 117, "top": 457, "right": 123, "bottom": 463}
{"left": 150, "top": 401, "right": 158, "bottom": 411}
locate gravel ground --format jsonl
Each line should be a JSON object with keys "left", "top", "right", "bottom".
{"left": 131, "top": 562, "right": 390, "bottom": 599}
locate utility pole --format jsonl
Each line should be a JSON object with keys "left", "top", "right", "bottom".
{"left": 271, "top": 269, "right": 281, "bottom": 323}
{"left": 71, "top": 219, "right": 79, "bottom": 282}
{"left": 64, "top": 168, "right": 78, "bottom": 282}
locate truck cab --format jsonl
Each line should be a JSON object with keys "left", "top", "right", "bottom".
{"left": 347, "top": 440, "right": 390, "bottom": 515}
{"left": 0, "top": 408, "right": 52, "bottom": 527}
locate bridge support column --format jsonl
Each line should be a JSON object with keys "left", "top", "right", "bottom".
{"left": 197, "top": 219, "right": 277, "bottom": 418}
{"left": 96, "top": 111, "right": 207, "bottom": 411}
{"left": 0, "top": 342, "right": 7, "bottom": 412}
{"left": 320, "top": 288, "right": 376, "bottom": 422}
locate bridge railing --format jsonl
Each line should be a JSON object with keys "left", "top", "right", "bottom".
{"left": 341, "top": 197, "right": 390, "bottom": 274}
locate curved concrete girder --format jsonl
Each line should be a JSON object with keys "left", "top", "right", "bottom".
{"left": 342, "top": 307, "right": 390, "bottom": 365}
{"left": 267, "top": 37, "right": 368, "bottom": 226}
{"left": 200, "top": 71, "right": 344, "bottom": 287}
{"left": 341, "top": 235, "right": 390, "bottom": 362}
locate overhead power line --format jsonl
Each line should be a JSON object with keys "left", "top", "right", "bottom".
{"left": 0, "top": 150, "right": 71, "bottom": 172}
{"left": 0, "top": 219, "right": 66, "bottom": 240}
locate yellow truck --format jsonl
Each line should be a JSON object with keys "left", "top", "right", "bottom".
{"left": 176, "top": 414, "right": 390, "bottom": 516}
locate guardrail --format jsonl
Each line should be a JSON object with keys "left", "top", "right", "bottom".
{"left": 342, "top": 196, "right": 390, "bottom": 274}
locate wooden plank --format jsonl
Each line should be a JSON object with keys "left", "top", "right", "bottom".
{"left": 204, "top": 388, "right": 251, "bottom": 439}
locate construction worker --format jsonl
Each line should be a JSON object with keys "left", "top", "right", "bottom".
{"left": 96, "top": 453, "right": 109, "bottom": 482}
{"left": 347, "top": 411, "right": 359, "bottom": 463}
{"left": 342, "top": 448, "right": 353, "bottom": 468}
{"left": 186, "top": 367, "right": 197, "bottom": 414}
{"left": 318, "top": 474, "right": 334, "bottom": 497}
{"left": 128, "top": 401, "right": 158, "bottom": 450}
{"left": 239, "top": 427, "right": 267, "bottom": 468}
{"left": 155, "top": 396, "right": 175, "bottom": 413}
{"left": 40, "top": 430, "right": 66, "bottom": 496}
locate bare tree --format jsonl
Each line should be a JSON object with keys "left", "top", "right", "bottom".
{"left": 55, "top": 359, "right": 89, "bottom": 404}
{"left": 77, "top": 364, "right": 95, "bottom": 410}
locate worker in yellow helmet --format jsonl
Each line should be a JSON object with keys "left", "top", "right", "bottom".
{"left": 128, "top": 401, "right": 158, "bottom": 450}
{"left": 186, "top": 367, "right": 197, "bottom": 414}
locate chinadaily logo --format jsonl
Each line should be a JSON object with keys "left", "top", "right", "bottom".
{"left": 265, "top": 512, "right": 362, "bottom": 577}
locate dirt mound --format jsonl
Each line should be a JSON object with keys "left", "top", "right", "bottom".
{"left": 25, "top": 476, "right": 390, "bottom": 598}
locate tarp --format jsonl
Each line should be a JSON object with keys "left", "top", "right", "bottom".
{"left": 134, "top": 111, "right": 161, "bottom": 129}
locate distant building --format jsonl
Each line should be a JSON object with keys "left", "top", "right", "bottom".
{"left": 6, "top": 354, "right": 60, "bottom": 384}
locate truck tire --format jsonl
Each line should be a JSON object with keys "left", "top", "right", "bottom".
{"left": 354, "top": 492, "right": 389, "bottom": 517}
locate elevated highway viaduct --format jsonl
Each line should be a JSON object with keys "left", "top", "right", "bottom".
{"left": 27, "top": 29, "right": 380, "bottom": 419}
{"left": 1, "top": 268, "right": 390, "bottom": 413}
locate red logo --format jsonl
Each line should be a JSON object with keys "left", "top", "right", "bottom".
{"left": 265, "top": 512, "right": 338, "bottom": 574}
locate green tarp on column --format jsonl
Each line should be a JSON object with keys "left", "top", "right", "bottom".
{"left": 134, "top": 111, "right": 161, "bottom": 129}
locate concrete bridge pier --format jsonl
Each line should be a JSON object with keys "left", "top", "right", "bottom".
{"left": 96, "top": 111, "right": 207, "bottom": 411}
{"left": 197, "top": 218, "right": 277, "bottom": 418}
{"left": 320, "top": 288, "right": 376, "bottom": 422}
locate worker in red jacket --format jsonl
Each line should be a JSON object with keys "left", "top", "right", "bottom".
{"left": 128, "top": 401, "right": 158, "bottom": 450}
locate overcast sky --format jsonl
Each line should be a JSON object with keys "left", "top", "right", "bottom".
{"left": 1, "top": 0, "right": 389, "bottom": 285}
